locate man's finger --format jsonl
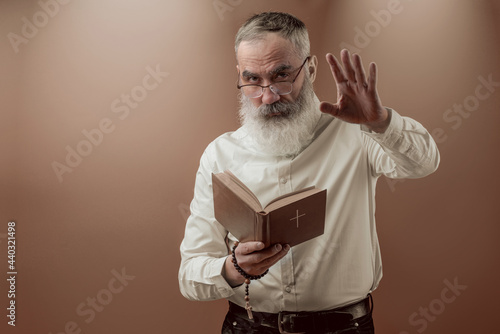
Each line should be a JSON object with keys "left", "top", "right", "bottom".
{"left": 353, "top": 53, "right": 367, "bottom": 87}
{"left": 325, "top": 53, "right": 346, "bottom": 85}
{"left": 340, "top": 49, "right": 356, "bottom": 83}
{"left": 250, "top": 243, "right": 285, "bottom": 263}
{"left": 256, "top": 244, "right": 290, "bottom": 270}
{"left": 237, "top": 241, "right": 265, "bottom": 255}
{"left": 236, "top": 243, "right": 290, "bottom": 275}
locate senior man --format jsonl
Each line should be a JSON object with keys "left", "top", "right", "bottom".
{"left": 179, "top": 12, "right": 439, "bottom": 334}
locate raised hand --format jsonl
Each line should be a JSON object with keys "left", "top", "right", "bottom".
{"left": 319, "top": 49, "right": 390, "bottom": 133}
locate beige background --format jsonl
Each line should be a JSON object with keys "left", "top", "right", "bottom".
{"left": 1, "top": 0, "right": 499, "bottom": 333}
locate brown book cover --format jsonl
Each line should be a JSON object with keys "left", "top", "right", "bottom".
{"left": 212, "top": 170, "right": 326, "bottom": 248}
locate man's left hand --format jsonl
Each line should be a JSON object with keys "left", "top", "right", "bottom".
{"left": 320, "top": 49, "right": 390, "bottom": 133}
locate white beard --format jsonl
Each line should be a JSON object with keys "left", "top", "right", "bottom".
{"left": 238, "top": 77, "right": 320, "bottom": 157}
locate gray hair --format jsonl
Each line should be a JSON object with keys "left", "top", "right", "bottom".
{"left": 235, "top": 12, "right": 310, "bottom": 61}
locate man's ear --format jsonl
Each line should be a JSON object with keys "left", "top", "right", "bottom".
{"left": 308, "top": 55, "right": 318, "bottom": 83}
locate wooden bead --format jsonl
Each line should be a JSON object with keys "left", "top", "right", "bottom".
{"left": 244, "top": 278, "right": 250, "bottom": 285}
{"left": 244, "top": 296, "right": 250, "bottom": 301}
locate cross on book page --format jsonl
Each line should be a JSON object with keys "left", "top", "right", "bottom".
{"left": 290, "top": 210, "right": 306, "bottom": 228}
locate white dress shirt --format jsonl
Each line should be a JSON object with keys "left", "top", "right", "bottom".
{"left": 178, "top": 98, "right": 440, "bottom": 313}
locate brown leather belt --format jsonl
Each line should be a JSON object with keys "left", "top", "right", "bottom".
{"left": 229, "top": 295, "right": 372, "bottom": 333}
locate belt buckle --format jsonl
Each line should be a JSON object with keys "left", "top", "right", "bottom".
{"left": 278, "top": 312, "right": 305, "bottom": 334}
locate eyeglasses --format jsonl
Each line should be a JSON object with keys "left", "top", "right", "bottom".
{"left": 237, "top": 57, "right": 310, "bottom": 98}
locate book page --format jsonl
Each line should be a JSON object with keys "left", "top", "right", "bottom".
{"left": 218, "top": 170, "right": 263, "bottom": 211}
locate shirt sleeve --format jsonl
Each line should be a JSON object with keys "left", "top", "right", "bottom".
{"left": 362, "top": 108, "right": 440, "bottom": 179}
{"left": 178, "top": 149, "right": 236, "bottom": 301}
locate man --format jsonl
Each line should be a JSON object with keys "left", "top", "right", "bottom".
{"left": 179, "top": 12, "right": 439, "bottom": 334}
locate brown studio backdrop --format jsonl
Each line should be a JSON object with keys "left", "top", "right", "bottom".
{"left": 0, "top": 0, "right": 499, "bottom": 333}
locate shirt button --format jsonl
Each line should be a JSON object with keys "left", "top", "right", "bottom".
{"left": 285, "top": 286, "right": 292, "bottom": 293}
{"left": 280, "top": 177, "right": 288, "bottom": 184}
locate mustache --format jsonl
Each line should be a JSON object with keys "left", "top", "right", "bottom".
{"left": 258, "top": 100, "right": 298, "bottom": 117}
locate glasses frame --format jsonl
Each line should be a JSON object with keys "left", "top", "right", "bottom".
{"left": 237, "top": 56, "right": 310, "bottom": 98}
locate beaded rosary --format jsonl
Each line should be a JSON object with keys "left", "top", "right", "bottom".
{"left": 231, "top": 242, "right": 269, "bottom": 319}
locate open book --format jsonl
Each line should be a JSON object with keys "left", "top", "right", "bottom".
{"left": 212, "top": 170, "right": 326, "bottom": 248}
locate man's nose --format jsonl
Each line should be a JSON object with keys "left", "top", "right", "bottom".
{"left": 261, "top": 86, "right": 280, "bottom": 105}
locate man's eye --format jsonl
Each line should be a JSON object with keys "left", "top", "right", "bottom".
{"left": 244, "top": 76, "right": 260, "bottom": 83}
{"left": 276, "top": 73, "right": 290, "bottom": 80}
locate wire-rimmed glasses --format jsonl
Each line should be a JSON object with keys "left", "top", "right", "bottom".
{"left": 237, "top": 57, "right": 310, "bottom": 98}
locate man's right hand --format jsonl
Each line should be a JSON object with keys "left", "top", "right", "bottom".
{"left": 223, "top": 241, "right": 290, "bottom": 287}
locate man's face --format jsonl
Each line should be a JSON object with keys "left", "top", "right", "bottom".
{"left": 236, "top": 33, "right": 307, "bottom": 109}
{"left": 236, "top": 33, "right": 320, "bottom": 157}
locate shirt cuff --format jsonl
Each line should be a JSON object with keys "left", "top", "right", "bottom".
{"left": 361, "top": 108, "right": 404, "bottom": 147}
{"left": 210, "top": 256, "right": 237, "bottom": 298}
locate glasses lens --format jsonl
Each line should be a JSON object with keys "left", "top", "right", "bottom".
{"left": 241, "top": 86, "right": 263, "bottom": 98}
{"left": 271, "top": 82, "right": 293, "bottom": 95}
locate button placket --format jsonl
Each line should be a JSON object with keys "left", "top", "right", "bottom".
{"left": 277, "top": 160, "right": 292, "bottom": 195}
{"left": 277, "top": 159, "right": 296, "bottom": 310}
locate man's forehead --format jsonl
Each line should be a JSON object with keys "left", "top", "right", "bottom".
{"left": 236, "top": 34, "right": 299, "bottom": 73}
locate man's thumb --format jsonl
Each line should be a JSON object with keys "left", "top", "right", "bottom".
{"left": 319, "top": 101, "right": 340, "bottom": 116}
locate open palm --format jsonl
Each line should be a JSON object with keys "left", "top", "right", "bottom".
{"left": 320, "top": 50, "right": 389, "bottom": 133}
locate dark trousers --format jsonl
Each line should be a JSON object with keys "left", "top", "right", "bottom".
{"left": 221, "top": 299, "right": 375, "bottom": 334}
